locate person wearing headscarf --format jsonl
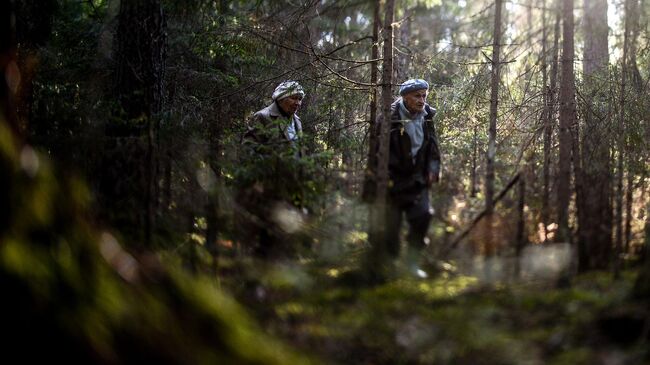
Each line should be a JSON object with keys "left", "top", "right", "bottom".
{"left": 244, "top": 80, "right": 305, "bottom": 147}
{"left": 239, "top": 81, "right": 307, "bottom": 258}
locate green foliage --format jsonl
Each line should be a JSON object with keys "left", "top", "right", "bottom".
{"left": 224, "top": 258, "right": 648, "bottom": 364}
{"left": 0, "top": 121, "right": 313, "bottom": 364}
{"left": 234, "top": 123, "right": 331, "bottom": 210}
{"left": 12, "top": 0, "right": 650, "bottom": 362}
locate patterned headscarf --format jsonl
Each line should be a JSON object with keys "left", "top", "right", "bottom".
{"left": 272, "top": 81, "right": 305, "bottom": 101}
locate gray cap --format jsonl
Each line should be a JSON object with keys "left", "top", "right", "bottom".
{"left": 399, "top": 79, "right": 429, "bottom": 96}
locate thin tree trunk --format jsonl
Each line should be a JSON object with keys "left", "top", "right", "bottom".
{"left": 540, "top": 0, "right": 549, "bottom": 241}
{"left": 615, "top": 0, "right": 633, "bottom": 276}
{"left": 643, "top": 174, "right": 650, "bottom": 252}
{"left": 571, "top": 108, "right": 585, "bottom": 264}
{"left": 376, "top": 0, "right": 395, "bottom": 203}
{"left": 623, "top": 170, "right": 634, "bottom": 253}
{"left": 623, "top": 0, "right": 642, "bottom": 256}
{"left": 110, "top": 0, "right": 166, "bottom": 248}
{"left": 515, "top": 176, "right": 526, "bottom": 277}
{"left": 363, "top": 0, "right": 380, "bottom": 201}
{"left": 367, "top": 0, "right": 395, "bottom": 280}
{"left": 470, "top": 125, "right": 478, "bottom": 198}
{"left": 628, "top": 0, "right": 643, "bottom": 91}
{"left": 485, "top": 0, "right": 504, "bottom": 254}
{"left": 343, "top": 104, "right": 354, "bottom": 194}
{"left": 0, "top": 0, "right": 20, "bottom": 141}
{"left": 396, "top": 7, "right": 412, "bottom": 82}
{"left": 543, "top": 3, "right": 561, "bottom": 241}
{"left": 206, "top": 100, "right": 226, "bottom": 267}
{"left": 556, "top": 0, "right": 575, "bottom": 245}
{"left": 632, "top": 176, "right": 650, "bottom": 299}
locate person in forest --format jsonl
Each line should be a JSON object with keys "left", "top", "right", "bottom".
{"left": 243, "top": 80, "right": 304, "bottom": 150}
{"left": 239, "top": 80, "right": 307, "bottom": 257}
{"left": 382, "top": 78, "right": 441, "bottom": 278}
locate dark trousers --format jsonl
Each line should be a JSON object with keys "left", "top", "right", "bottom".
{"left": 385, "top": 188, "right": 433, "bottom": 258}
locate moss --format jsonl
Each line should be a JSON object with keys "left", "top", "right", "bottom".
{"left": 0, "top": 127, "right": 313, "bottom": 364}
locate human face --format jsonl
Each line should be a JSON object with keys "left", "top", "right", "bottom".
{"left": 402, "top": 89, "right": 428, "bottom": 113}
{"left": 277, "top": 94, "right": 303, "bottom": 116}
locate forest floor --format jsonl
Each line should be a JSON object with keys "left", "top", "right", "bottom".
{"left": 218, "top": 255, "right": 650, "bottom": 365}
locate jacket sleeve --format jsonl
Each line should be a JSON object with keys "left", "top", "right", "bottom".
{"left": 242, "top": 112, "right": 269, "bottom": 146}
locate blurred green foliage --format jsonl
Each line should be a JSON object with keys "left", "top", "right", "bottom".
{"left": 0, "top": 121, "right": 313, "bottom": 364}
{"left": 8, "top": 0, "right": 650, "bottom": 363}
{"left": 223, "top": 257, "right": 648, "bottom": 365}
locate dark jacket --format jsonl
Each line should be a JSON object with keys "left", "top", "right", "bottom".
{"left": 387, "top": 100, "right": 441, "bottom": 200}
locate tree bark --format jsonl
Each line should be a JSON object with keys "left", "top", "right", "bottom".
{"left": 108, "top": 0, "right": 166, "bottom": 248}
{"left": 396, "top": 7, "right": 412, "bottom": 82}
{"left": 375, "top": 0, "right": 395, "bottom": 204}
{"left": 543, "top": 2, "right": 561, "bottom": 242}
{"left": 580, "top": 0, "right": 612, "bottom": 270}
{"left": 556, "top": 0, "right": 575, "bottom": 245}
{"left": 623, "top": 171, "right": 634, "bottom": 253}
{"left": 0, "top": 0, "right": 20, "bottom": 140}
{"left": 614, "top": 0, "right": 634, "bottom": 276}
{"left": 14, "top": 0, "right": 57, "bottom": 135}
{"left": 485, "top": 0, "right": 504, "bottom": 254}
{"left": 627, "top": 0, "right": 643, "bottom": 91}
{"left": 367, "top": 0, "right": 395, "bottom": 280}
{"left": 363, "top": 0, "right": 380, "bottom": 201}
{"left": 470, "top": 125, "right": 478, "bottom": 198}
{"left": 515, "top": 176, "right": 526, "bottom": 277}
{"left": 624, "top": 0, "right": 642, "bottom": 254}
{"left": 632, "top": 180, "right": 650, "bottom": 300}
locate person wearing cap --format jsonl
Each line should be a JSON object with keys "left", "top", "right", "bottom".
{"left": 244, "top": 80, "right": 305, "bottom": 149}
{"left": 383, "top": 78, "right": 441, "bottom": 278}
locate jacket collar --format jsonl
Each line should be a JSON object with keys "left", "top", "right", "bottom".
{"left": 391, "top": 98, "right": 435, "bottom": 121}
{"left": 267, "top": 101, "right": 283, "bottom": 118}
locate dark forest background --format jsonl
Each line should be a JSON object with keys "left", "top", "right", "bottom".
{"left": 1, "top": 0, "right": 650, "bottom": 364}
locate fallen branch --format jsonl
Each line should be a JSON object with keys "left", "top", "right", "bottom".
{"left": 443, "top": 171, "right": 521, "bottom": 254}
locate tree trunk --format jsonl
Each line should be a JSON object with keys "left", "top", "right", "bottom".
{"left": 515, "top": 176, "right": 526, "bottom": 277}
{"left": 543, "top": 3, "right": 561, "bottom": 241}
{"left": 632, "top": 183, "right": 650, "bottom": 300}
{"left": 580, "top": 0, "right": 612, "bottom": 270}
{"left": 624, "top": 0, "right": 642, "bottom": 254}
{"left": 540, "top": 0, "right": 549, "bottom": 241}
{"left": 375, "top": 0, "right": 395, "bottom": 204}
{"left": 614, "top": 0, "right": 634, "bottom": 276}
{"left": 571, "top": 108, "right": 585, "bottom": 263}
{"left": 14, "top": 0, "right": 57, "bottom": 135}
{"left": 623, "top": 170, "right": 634, "bottom": 253}
{"left": 0, "top": 0, "right": 20, "bottom": 140}
{"left": 556, "top": 0, "right": 575, "bottom": 245}
{"left": 363, "top": 0, "right": 380, "bottom": 201}
{"left": 470, "top": 126, "right": 478, "bottom": 198}
{"left": 396, "top": 7, "right": 412, "bottom": 82}
{"left": 343, "top": 104, "right": 354, "bottom": 195}
{"left": 108, "top": 0, "right": 166, "bottom": 248}
{"left": 627, "top": 0, "right": 643, "bottom": 91}
{"left": 206, "top": 99, "right": 226, "bottom": 266}
{"left": 485, "top": 0, "right": 504, "bottom": 254}
{"left": 367, "top": 0, "right": 395, "bottom": 280}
